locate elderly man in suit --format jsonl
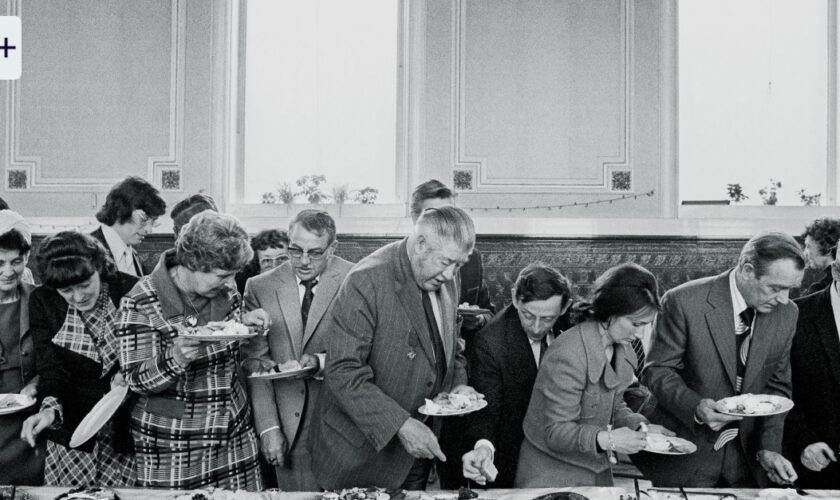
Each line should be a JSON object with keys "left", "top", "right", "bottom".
{"left": 460, "top": 263, "right": 574, "bottom": 487}
{"left": 309, "top": 206, "right": 481, "bottom": 490}
{"left": 242, "top": 210, "right": 353, "bottom": 490}
{"left": 784, "top": 254, "right": 840, "bottom": 488}
{"left": 637, "top": 232, "right": 804, "bottom": 487}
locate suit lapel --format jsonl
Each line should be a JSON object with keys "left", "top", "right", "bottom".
{"left": 302, "top": 260, "right": 341, "bottom": 348}
{"left": 742, "top": 311, "right": 774, "bottom": 391}
{"left": 503, "top": 307, "right": 538, "bottom": 378}
{"left": 395, "top": 241, "right": 436, "bottom": 367}
{"left": 132, "top": 250, "right": 144, "bottom": 276}
{"left": 276, "top": 267, "right": 304, "bottom": 359}
{"left": 704, "top": 272, "right": 738, "bottom": 391}
{"left": 814, "top": 287, "right": 840, "bottom": 387}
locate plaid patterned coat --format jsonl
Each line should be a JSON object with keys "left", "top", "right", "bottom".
{"left": 116, "top": 253, "right": 260, "bottom": 489}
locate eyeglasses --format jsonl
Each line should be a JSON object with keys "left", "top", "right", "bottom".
{"left": 259, "top": 255, "right": 289, "bottom": 267}
{"left": 288, "top": 247, "right": 328, "bottom": 260}
{"left": 135, "top": 211, "right": 160, "bottom": 230}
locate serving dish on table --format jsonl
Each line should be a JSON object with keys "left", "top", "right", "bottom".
{"left": 643, "top": 434, "right": 697, "bottom": 455}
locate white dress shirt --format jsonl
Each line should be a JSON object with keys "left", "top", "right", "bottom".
{"left": 529, "top": 334, "right": 553, "bottom": 367}
{"left": 830, "top": 281, "right": 840, "bottom": 343}
{"left": 298, "top": 277, "right": 318, "bottom": 303}
{"left": 100, "top": 224, "right": 137, "bottom": 276}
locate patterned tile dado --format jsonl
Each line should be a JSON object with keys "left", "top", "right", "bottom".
{"left": 28, "top": 234, "right": 822, "bottom": 312}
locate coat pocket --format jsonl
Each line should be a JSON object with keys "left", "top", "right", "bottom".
{"left": 323, "top": 407, "right": 366, "bottom": 448}
{"left": 144, "top": 396, "right": 187, "bottom": 418}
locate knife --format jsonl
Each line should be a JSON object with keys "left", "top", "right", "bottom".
{"left": 634, "top": 478, "right": 641, "bottom": 500}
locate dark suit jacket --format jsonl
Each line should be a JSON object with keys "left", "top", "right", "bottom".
{"left": 90, "top": 226, "right": 145, "bottom": 276}
{"left": 462, "top": 305, "right": 538, "bottom": 487}
{"left": 30, "top": 272, "right": 138, "bottom": 452}
{"left": 638, "top": 270, "right": 797, "bottom": 487}
{"left": 309, "top": 238, "right": 468, "bottom": 489}
{"left": 804, "top": 266, "right": 833, "bottom": 296}
{"left": 784, "top": 286, "right": 840, "bottom": 488}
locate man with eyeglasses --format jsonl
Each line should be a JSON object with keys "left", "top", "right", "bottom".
{"left": 460, "top": 263, "right": 574, "bottom": 487}
{"left": 91, "top": 176, "right": 166, "bottom": 276}
{"left": 241, "top": 209, "right": 353, "bottom": 491}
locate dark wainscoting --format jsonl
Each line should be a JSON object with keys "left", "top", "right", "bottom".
{"left": 29, "top": 234, "right": 824, "bottom": 311}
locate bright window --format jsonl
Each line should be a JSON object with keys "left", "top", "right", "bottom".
{"left": 679, "top": 0, "right": 829, "bottom": 206}
{"left": 242, "top": 0, "right": 400, "bottom": 205}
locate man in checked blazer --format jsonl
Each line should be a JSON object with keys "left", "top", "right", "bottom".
{"left": 636, "top": 232, "right": 804, "bottom": 487}
{"left": 242, "top": 210, "right": 353, "bottom": 491}
{"left": 309, "top": 206, "right": 481, "bottom": 489}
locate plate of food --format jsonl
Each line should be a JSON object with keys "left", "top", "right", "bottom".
{"left": 174, "top": 487, "right": 283, "bottom": 500}
{"left": 530, "top": 493, "right": 589, "bottom": 500}
{"left": 717, "top": 394, "right": 794, "bottom": 417}
{"left": 644, "top": 433, "right": 697, "bottom": 455}
{"left": 248, "top": 359, "right": 317, "bottom": 380}
{"left": 0, "top": 393, "right": 35, "bottom": 415}
{"left": 419, "top": 392, "right": 488, "bottom": 416}
{"left": 457, "top": 303, "right": 491, "bottom": 317}
{"left": 321, "top": 488, "right": 405, "bottom": 500}
{"left": 54, "top": 487, "right": 120, "bottom": 500}
{"left": 179, "top": 320, "right": 260, "bottom": 342}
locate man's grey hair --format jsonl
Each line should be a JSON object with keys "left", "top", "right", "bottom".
{"left": 176, "top": 210, "right": 254, "bottom": 273}
{"left": 414, "top": 206, "right": 475, "bottom": 251}
{"left": 738, "top": 231, "right": 806, "bottom": 278}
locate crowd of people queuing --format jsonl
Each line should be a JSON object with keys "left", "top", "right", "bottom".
{"left": 1, "top": 176, "right": 840, "bottom": 491}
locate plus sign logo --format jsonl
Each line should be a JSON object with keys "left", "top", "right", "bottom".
{"left": 0, "top": 17, "right": 20, "bottom": 80}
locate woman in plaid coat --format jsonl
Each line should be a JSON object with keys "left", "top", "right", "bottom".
{"left": 116, "top": 211, "right": 271, "bottom": 490}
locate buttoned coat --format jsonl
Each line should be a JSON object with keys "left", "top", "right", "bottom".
{"left": 637, "top": 271, "right": 797, "bottom": 487}
{"left": 309, "top": 238, "right": 468, "bottom": 489}
{"left": 515, "top": 320, "right": 645, "bottom": 487}
{"left": 241, "top": 257, "right": 353, "bottom": 453}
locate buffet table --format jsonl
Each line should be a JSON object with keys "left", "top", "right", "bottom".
{"left": 12, "top": 487, "right": 840, "bottom": 500}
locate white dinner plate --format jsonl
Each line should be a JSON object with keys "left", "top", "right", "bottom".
{"left": 0, "top": 393, "right": 35, "bottom": 415}
{"left": 717, "top": 394, "right": 794, "bottom": 417}
{"left": 69, "top": 384, "right": 129, "bottom": 448}
{"left": 248, "top": 365, "right": 317, "bottom": 381}
{"left": 418, "top": 398, "right": 488, "bottom": 417}
{"left": 644, "top": 433, "right": 697, "bottom": 455}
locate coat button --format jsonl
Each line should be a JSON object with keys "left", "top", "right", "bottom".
{"left": 21, "top": 351, "right": 28, "bottom": 356}
{"left": 294, "top": 412, "right": 300, "bottom": 417}
{"left": 426, "top": 381, "right": 433, "bottom": 387}
{"left": 300, "top": 390, "right": 305, "bottom": 395}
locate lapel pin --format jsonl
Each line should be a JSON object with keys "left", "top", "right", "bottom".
{"left": 407, "top": 351, "right": 416, "bottom": 360}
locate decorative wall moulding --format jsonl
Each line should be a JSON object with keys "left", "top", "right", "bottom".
{"left": 157, "top": 167, "right": 183, "bottom": 192}
{"left": 451, "top": 0, "right": 635, "bottom": 193}
{"left": 452, "top": 168, "right": 475, "bottom": 192}
{"left": 3, "top": 0, "right": 186, "bottom": 192}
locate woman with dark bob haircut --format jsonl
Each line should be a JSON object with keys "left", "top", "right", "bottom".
{"left": 21, "top": 231, "right": 138, "bottom": 486}
{"left": 515, "top": 263, "right": 675, "bottom": 487}
{"left": 116, "top": 210, "right": 270, "bottom": 490}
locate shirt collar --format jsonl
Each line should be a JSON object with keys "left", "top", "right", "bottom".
{"left": 100, "top": 224, "right": 130, "bottom": 258}
{"left": 729, "top": 269, "right": 750, "bottom": 323}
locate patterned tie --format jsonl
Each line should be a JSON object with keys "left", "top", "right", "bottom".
{"left": 631, "top": 337, "right": 646, "bottom": 380}
{"left": 301, "top": 279, "right": 318, "bottom": 327}
{"left": 714, "top": 307, "right": 755, "bottom": 451}
{"left": 538, "top": 335, "right": 549, "bottom": 366}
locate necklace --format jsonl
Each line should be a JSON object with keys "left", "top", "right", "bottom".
{"left": 173, "top": 267, "right": 200, "bottom": 327}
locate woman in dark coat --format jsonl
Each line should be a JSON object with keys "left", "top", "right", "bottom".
{"left": 0, "top": 211, "right": 44, "bottom": 485}
{"left": 21, "top": 231, "right": 138, "bottom": 486}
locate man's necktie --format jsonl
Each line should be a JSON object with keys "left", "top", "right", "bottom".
{"left": 301, "top": 279, "right": 317, "bottom": 327}
{"left": 421, "top": 291, "right": 447, "bottom": 394}
{"left": 714, "top": 307, "right": 755, "bottom": 451}
{"left": 538, "top": 335, "right": 549, "bottom": 366}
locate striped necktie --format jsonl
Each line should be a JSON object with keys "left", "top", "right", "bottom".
{"left": 714, "top": 307, "right": 755, "bottom": 451}
{"left": 631, "top": 337, "right": 646, "bottom": 380}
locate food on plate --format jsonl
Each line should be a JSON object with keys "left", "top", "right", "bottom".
{"left": 645, "top": 434, "right": 695, "bottom": 454}
{"left": 250, "top": 359, "right": 305, "bottom": 377}
{"left": 529, "top": 493, "right": 589, "bottom": 500}
{"left": 723, "top": 394, "right": 781, "bottom": 415}
{"left": 756, "top": 489, "right": 807, "bottom": 500}
{"left": 0, "top": 394, "right": 22, "bottom": 409}
{"left": 642, "top": 494, "right": 735, "bottom": 500}
{"left": 458, "top": 302, "right": 481, "bottom": 310}
{"left": 0, "top": 486, "right": 31, "bottom": 500}
{"left": 424, "top": 391, "right": 480, "bottom": 414}
{"left": 182, "top": 320, "right": 252, "bottom": 337}
{"left": 457, "top": 488, "right": 479, "bottom": 500}
{"left": 174, "top": 488, "right": 283, "bottom": 500}
{"left": 321, "top": 488, "right": 405, "bottom": 500}
{"left": 54, "top": 487, "right": 120, "bottom": 500}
